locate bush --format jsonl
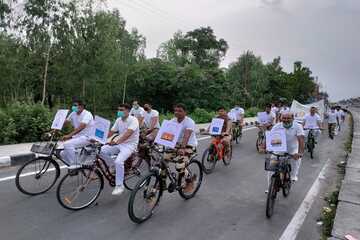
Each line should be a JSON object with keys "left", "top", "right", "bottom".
{"left": 190, "top": 108, "right": 215, "bottom": 123}
{"left": 2, "top": 102, "right": 53, "bottom": 143}
{"left": 0, "top": 110, "right": 17, "bottom": 144}
{"left": 245, "top": 107, "right": 262, "bottom": 118}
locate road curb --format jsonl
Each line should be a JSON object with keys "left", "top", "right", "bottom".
{"left": 0, "top": 153, "right": 35, "bottom": 168}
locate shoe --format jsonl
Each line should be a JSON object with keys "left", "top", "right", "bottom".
{"left": 291, "top": 176, "right": 298, "bottom": 182}
{"left": 67, "top": 164, "right": 81, "bottom": 170}
{"left": 112, "top": 185, "right": 125, "bottom": 196}
{"left": 265, "top": 190, "right": 269, "bottom": 194}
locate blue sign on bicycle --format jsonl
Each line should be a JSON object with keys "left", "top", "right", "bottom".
{"left": 209, "top": 118, "right": 224, "bottom": 135}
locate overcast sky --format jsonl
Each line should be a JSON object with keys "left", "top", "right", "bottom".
{"left": 107, "top": 0, "right": 360, "bottom": 101}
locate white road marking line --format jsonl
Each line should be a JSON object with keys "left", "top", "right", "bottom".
{"left": 0, "top": 165, "right": 67, "bottom": 182}
{"left": 278, "top": 158, "right": 331, "bottom": 240}
{"left": 0, "top": 126, "right": 257, "bottom": 183}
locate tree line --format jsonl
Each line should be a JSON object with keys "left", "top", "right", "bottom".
{"left": 0, "top": 0, "right": 327, "bottom": 115}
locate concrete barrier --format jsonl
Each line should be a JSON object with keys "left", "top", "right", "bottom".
{"left": 331, "top": 108, "right": 360, "bottom": 240}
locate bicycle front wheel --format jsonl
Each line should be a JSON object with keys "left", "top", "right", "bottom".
{"left": 56, "top": 167, "right": 104, "bottom": 210}
{"left": 201, "top": 148, "right": 216, "bottom": 174}
{"left": 179, "top": 159, "right": 203, "bottom": 199}
{"left": 128, "top": 171, "right": 161, "bottom": 224}
{"left": 15, "top": 157, "right": 60, "bottom": 196}
{"left": 223, "top": 144, "right": 232, "bottom": 166}
{"left": 124, "top": 157, "right": 150, "bottom": 191}
{"left": 266, "top": 175, "right": 277, "bottom": 218}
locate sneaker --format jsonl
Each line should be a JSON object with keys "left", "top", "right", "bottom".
{"left": 291, "top": 176, "right": 298, "bottom": 182}
{"left": 112, "top": 185, "right": 125, "bottom": 196}
{"left": 265, "top": 190, "right": 269, "bottom": 194}
{"left": 67, "top": 164, "right": 81, "bottom": 170}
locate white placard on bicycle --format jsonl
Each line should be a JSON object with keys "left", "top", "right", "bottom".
{"left": 155, "top": 120, "right": 182, "bottom": 149}
{"left": 209, "top": 118, "right": 224, "bottom": 135}
{"left": 257, "top": 112, "right": 268, "bottom": 124}
{"left": 266, "top": 128, "right": 287, "bottom": 152}
{"left": 51, "top": 109, "right": 69, "bottom": 130}
{"left": 92, "top": 115, "right": 111, "bottom": 144}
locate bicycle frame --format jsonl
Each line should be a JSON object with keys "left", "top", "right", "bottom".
{"left": 210, "top": 136, "right": 225, "bottom": 160}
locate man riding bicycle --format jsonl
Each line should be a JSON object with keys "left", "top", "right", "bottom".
{"left": 130, "top": 100, "right": 145, "bottom": 127}
{"left": 165, "top": 103, "right": 198, "bottom": 193}
{"left": 143, "top": 103, "right": 160, "bottom": 142}
{"left": 100, "top": 103, "right": 140, "bottom": 196}
{"left": 303, "top": 106, "right": 323, "bottom": 144}
{"left": 326, "top": 107, "right": 338, "bottom": 139}
{"left": 207, "top": 106, "right": 232, "bottom": 152}
{"left": 257, "top": 104, "right": 276, "bottom": 130}
{"left": 269, "top": 112, "right": 305, "bottom": 183}
{"left": 60, "top": 99, "right": 94, "bottom": 169}
{"left": 229, "top": 104, "right": 245, "bottom": 136}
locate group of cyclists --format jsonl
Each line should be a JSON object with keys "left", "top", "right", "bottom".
{"left": 59, "top": 98, "right": 346, "bottom": 195}
{"left": 15, "top": 97, "right": 346, "bottom": 221}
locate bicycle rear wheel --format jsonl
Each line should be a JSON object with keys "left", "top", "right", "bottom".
{"left": 266, "top": 175, "right": 277, "bottom": 218}
{"left": 124, "top": 156, "right": 150, "bottom": 191}
{"left": 201, "top": 148, "right": 216, "bottom": 174}
{"left": 15, "top": 157, "right": 60, "bottom": 196}
{"left": 56, "top": 167, "right": 104, "bottom": 210}
{"left": 128, "top": 171, "right": 161, "bottom": 224}
{"left": 178, "top": 159, "right": 203, "bottom": 199}
{"left": 223, "top": 144, "right": 232, "bottom": 166}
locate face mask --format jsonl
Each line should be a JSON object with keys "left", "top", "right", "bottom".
{"left": 117, "top": 111, "right": 124, "bottom": 118}
{"left": 133, "top": 105, "right": 139, "bottom": 110}
{"left": 71, "top": 106, "right": 78, "bottom": 113}
{"left": 283, "top": 122, "right": 293, "bottom": 129}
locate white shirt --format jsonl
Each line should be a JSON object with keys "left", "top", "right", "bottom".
{"left": 229, "top": 107, "right": 245, "bottom": 121}
{"left": 279, "top": 106, "right": 290, "bottom": 114}
{"left": 67, "top": 110, "right": 94, "bottom": 137}
{"left": 144, "top": 109, "right": 160, "bottom": 129}
{"left": 327, "top": 111, "right": 338, "bottom": 124}
{"left": 262, "top": 112, "right": 276, "bottom": 125}
{"left": 171, "top": 116, "right": 198, "bottom": 147}
{"left": 130, "top": 107, "right": 145, "bottom": 118}
{"left": 111, "top": 115, "right": 139, "bottom": 148}
{"left": 304, "top": 113, "right": 322, "bottom": 129}
{"left": 272, "top": 122, "right": 304, "bottom": 155}
{"left": 271, "top": 107, "right": 279, "bottom": 115}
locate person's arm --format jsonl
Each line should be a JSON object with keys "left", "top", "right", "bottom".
{"left": 225, "top": 119, "right": 232, "bottom": 135}
{"left": 181, "top": 129, "right": 192, "bottom": 148}
{"left": 149, "top": 116, "right": 159, "bottom": 131}
{"left": 240, "top": 112, "right": 245, "bottom": 126}
{"left": 62, "top": 123, "right": 87, "bottom": 140}
{"left": 113, "top": 129, "right": 134, "bottom": 145}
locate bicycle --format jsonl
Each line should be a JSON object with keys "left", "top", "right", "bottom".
{"left": 15, "top": 131, "right": 66, "bottom": 196}
{"left": 256, "top": 126, "right": 266, "bottom": 153}
{"left": 128, "top": 145, "right": 203, "bottom": 223}
{"left": 265, "top": 152, "right": 292, "bottom": 218}
{"left": 201, "top": 134, "right": 232, "bottom": 174}
{"left": 305, "top": 128, "right": 319, "bottom": 159}
{"left": 56, "top": 142, "right": 150, "bottom": 210}
{"left": 232, "top": 122, "right": 242, "bottom": 144}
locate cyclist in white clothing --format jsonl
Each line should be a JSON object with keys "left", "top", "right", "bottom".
{"left": 100, "top": 103, "right": 140, "bottom": 196}
{"left": 303, "top": 106, "right": 323, "bottom": 143}
{"left": 61, "top": 100, "right": 94, "bottom": 169}
{"left": 270, "top": 112, "right": 305, "bottom": 182}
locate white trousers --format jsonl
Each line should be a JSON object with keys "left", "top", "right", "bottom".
{"left": 60, "top": 136, "right": 91, "bottom": 165}
{"left": 100, "top": 144, "right": 135, "bottom": 186}
{"left": 267, "top": 158, "right": 302, "bottom": 186}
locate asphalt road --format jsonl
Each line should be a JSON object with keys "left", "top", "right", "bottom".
{"left": 0, "top": 124, "right": 349, "bottom": 240}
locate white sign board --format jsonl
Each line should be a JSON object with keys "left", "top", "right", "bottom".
{"left": 257, "top": 112, "right": 268, "bottom": 124}
{"left": 51, "top": 109, "right": 69, "bottom": 130}
{"left": 155, "top": 120, "right": 182, "bottom": 149}
{"left": 290, "top": 99, "right": 326, "bottom": 122}
{"left": 266, "top": 128, "right": 287, "bottom": 152}
{"left": 92, "top": 115, "right": 111, "bottom": 144}
{"left": 209, "top": 118, "right": 224, "bottom": 135}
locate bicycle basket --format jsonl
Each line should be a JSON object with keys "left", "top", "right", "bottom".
{"left": 30, "top": 142, "right": 56, "bottom": 155}
{"left": 264, "top": 156, "right": 280, "bottom": 171}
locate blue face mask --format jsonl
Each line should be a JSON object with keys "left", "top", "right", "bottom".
{"left": 117, "top": 111, "right": 124, "bottom": 118}
{"left": 71, "top": 105, "right": 78, "bottom": 113}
